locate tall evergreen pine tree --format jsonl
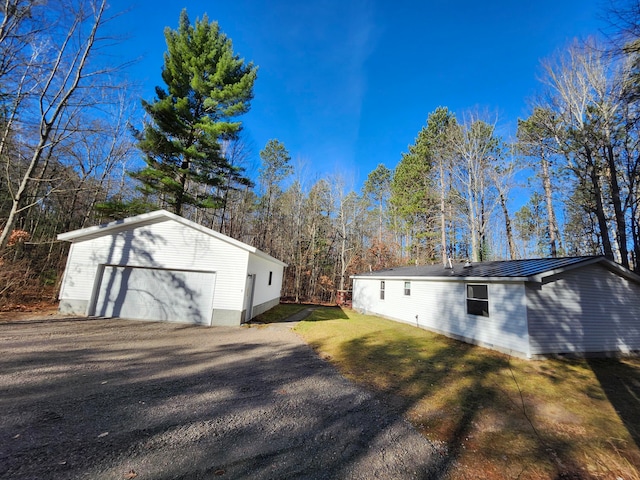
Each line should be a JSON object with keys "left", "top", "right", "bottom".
{"left": 131, "top": 10, "right": 257, "bottom": 216}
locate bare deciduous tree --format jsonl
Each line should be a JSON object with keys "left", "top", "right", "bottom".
{"left": 517, "top": 107, "right": 564, "bottom": 257}
{"left": 539, "top": 39, "right": 636, "bottom": 267}
{"left": 0, "top": 0, "right": 124, "bottom": 249}
{"left": 449, "top": 113, "right": 502, "bottom": 262}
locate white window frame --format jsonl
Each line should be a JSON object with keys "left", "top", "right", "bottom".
{"left": 404, "top": 281, "right": 411, "bottom": 296}
{"left": 380, "top": 280, "right": 385, "bottom": 300}
{"left": 466, "top": 283, "right": 489, "bottom": 317}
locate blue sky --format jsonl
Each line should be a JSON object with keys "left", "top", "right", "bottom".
{"left": 108, "top": 0, "right": 606, "bottom": 190}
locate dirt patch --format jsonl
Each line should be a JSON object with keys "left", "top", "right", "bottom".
{"left": 0, "top": 315, "right": 446, "bottom": 479}
{"left": 0, "top": 301, "right": 59, "bottom": 320}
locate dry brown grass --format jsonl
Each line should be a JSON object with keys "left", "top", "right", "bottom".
{"left": 0, "top": 242, "right": 64, "bottom": 311}
{"left": 295, "top": 307, "right": 640, "bottom": 480}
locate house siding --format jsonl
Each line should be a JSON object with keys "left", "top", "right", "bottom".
{"left": 353, "top": 277, "right": 530, "bottom": 357}
{"left": 526, "top": 263, "right": 640, "bottom": 355}
{"left": 247, "top": 254, "right": 284, "bottom": 311}
{"left": 59, "top": 219, "right": 249, "bottom": 320}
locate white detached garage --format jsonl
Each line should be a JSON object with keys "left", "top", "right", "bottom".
{"left": 57, "top": 210, "right": 287, "bottom": 326}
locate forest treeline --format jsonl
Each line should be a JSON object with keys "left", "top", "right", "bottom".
{"left": 1, "top": 1, "right": 640, "bottom": 307}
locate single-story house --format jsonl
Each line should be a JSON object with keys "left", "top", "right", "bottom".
{"left": 57, "top": 210, "right": 287, "bottom": 326}
{"left": 351, "top": 256, "right": 640, "bottom": 358}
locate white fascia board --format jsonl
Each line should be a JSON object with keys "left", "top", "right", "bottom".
{"left": 528, "top": 256, "right": 603, "bottom": 283}
{"left": 530, "top": 256, "right": 640, "bottom": 285}
{"left": 57, "top": 209, "right": 287, "bottom": 267}
{"left": 351, "top": 275, "right": 529, "bottom": 283}
{"left": 252, "top": 249, "right": 288, "bottom": 267}
{"left": 178, "top": 219, "right": 287, "bottom": 266}
{"left": 57, "top": 210, "right": 169, "bottom": 241}
{"left": 597, "top": 257, "right": 640, "bottom": 284}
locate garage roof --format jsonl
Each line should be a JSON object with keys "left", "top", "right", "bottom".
{"left": 352, "top": 256, "right": 640, "bottom": 284}
{"left": 58, "top": 210, "right": 287, "bottom": 267}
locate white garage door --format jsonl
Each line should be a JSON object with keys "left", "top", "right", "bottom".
{"left": 93, "top": 266, "right": 216, "bottom": 325}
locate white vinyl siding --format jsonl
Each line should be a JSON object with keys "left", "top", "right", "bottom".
{"left": 58, "top": 211, "right": 286, "bottom": 326}
{"left": 353, "top": 277, "right": 530, "bottom": 356}
{"left": 526, "top": 263, "right": 640, "bottom": 355}
{"left": 60, "top": 219, "right": 249, "bottom": 313}
{"left": 247, "top": 253, "right": 284, "bottom": 311}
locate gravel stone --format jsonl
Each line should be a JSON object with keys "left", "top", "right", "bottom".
{"left": 0, "top": 316, "right": 448, "bottom": 479}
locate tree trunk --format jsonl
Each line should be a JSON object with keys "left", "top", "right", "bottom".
{"left": 480, "top": 193, "right": 487, "bottom": 261}
{"left": 439, "top": 160, "right": 447, "bottom": 265}
{"left": 467, "top": 168, "right": 478, "bottom": 262}
{"left": 540, "top": 152, "right": 559, "bottom": 257}
{"left": 631, "top": 202, "right": 640, "bottom": 270}
{"left": 0, "top": 0, "right": 107, "bottom": 249}
{"left": 604, "top": 144, "right": 629, "bottom": 267}
{"left": 1, "top": 127, "right": 53, "bottom": 249}
{"left": 499, "top": 191, "right": 516, "bottom": 259}
{"left": 585, "top": 147, "right": 614, "bottom": 260}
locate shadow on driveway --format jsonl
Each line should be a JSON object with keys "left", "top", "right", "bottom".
{"left": 0, "top": 317, "right": 445, "bottom": 479}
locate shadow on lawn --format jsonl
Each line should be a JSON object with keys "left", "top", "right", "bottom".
{"left": 303, "top": 305, "right": 349, "bottom": 322}
{"left": 587, "top": 357, "right": 640, "bottom": 449}
{"left": 338, "top": 332, "right": 600, "bottom": 479}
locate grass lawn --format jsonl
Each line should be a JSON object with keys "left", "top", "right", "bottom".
{"left": 250, "top": 302, "right": 309, "bottom": 323}
{"left": 294, "top": 306, "right": 640, "bottom": 480}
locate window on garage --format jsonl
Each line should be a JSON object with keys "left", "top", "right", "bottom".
{"left": 404, "top": 281, "right": 411, "bottom": 296}
{"left": 268, "top": 271, "right": 273, "bottom": 285}
{"left": 380, "top": 280, "right": 385, "bottom": 300}
{"left": 466, "top": 284, "right": 489, "bottom": 317}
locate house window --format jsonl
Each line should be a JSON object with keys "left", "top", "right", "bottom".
{"left": 380, "top": 280, "right": 385, "bottom": 300}
{"left": 268, "top": 271, "right": 273, "bottom": 286}
{"left": 466, "top": 284, "right": 489, "bottom": 317}
{"left": 404, "top": 281, "right": 411, "bottom": 296}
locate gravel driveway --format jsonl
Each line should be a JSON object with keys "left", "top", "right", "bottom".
{"left": 0, "top": 316, "right": 446, "bottom": 479}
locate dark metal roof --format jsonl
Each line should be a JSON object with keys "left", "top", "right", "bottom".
{"left": 353, "top": 256, "right": 602, "bottom": 279}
